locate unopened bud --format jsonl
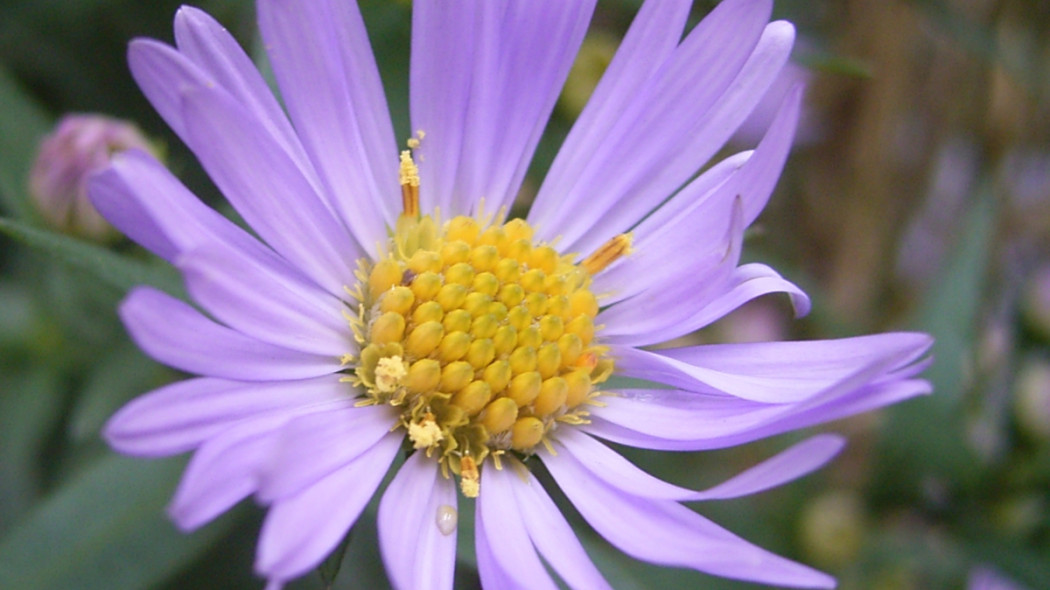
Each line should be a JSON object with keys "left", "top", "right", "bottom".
{"left": 29, "top": 114, "right": 155, "bottom": 241}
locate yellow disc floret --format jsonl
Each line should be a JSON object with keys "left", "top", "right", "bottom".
{"left": 344, "top": 152, "right": 623, "bottom": 498}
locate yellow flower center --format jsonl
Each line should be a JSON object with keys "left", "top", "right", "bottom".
{"left": 345, "top": 149, "right": 624, "bottom": 497}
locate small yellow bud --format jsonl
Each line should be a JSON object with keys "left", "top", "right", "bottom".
{"left": 482, "top": 360, "right": 512, "bottom": 393}
{"left": 435, "top": 283, "right": 468, "bottom": 311}
{"left": 507, "top": 371, "right": 541, "bottom": 406}
{"left": 508, "top": 346, "right": 537, "bottom": 374}
{"left": 534, "top": 377, "right": 568, "bottom": 417}
{"left": 440, "top": 361, "right": 475, "bottom": 392}
{"left": 406, "top": 321, "right": 444, "bottom": 357}
{"left": 538, "top": 315, "right": 564, "bottom": 341}
{"left": 368, "top": 259, "right": 402, "bottom": 299}
{"left": 446, "top": 217, "right": 480, "bottom": 244}
{"left": 470, "top": 315, "right": 499, "bottom": 339}
{"left": 493, "top": 325, "right": 518, "bottom": 356}
{"left": 471, "top": 272, "right": 500, "bottom": 297}
{"left": 442, "top": 309, "right": 473, "bottom": 333}
{"left": 510, "top": 417, "right": 544, "bottom": 450}
{"left": 445, "top": 262, "right": 475, "bottom": 285}
{"left": 520, "top": 269, "right": 546, "bottom": 293}
{"left": 470, "top": 245, "right": 499, "bottom": 272}
{"left": 452, "top": 381, "right": 492, "bottom": 415}
{"left": 410, "top": 271, "right": 442, "bottom": 301}
{"left": 379, "top": 286, "right": 415, "bottom": 315}
{"left": 437, "top": 331, "right": 472, "bottom": 362}
{"left": 481, "top": 397, "right": 518, "bottom": 435}
{"left": 466, "top": 338, "right": 495, "bottom": 369}
{"left": 536, "top": 343, "right": 562, "bottom": 379}
{"left": 404, "top": 359, "right": 441, "bottom": 393}
{"left": 412, "top": 300, "right": 444, "bottom": 325}
{"left": 569, "top": 290, "right": 599, "bottom": 318}
{"left": 564, "top": 369, "right": 592, "bottom": 408}
{"left": 370, "top": 312, "right": 406, "bottom": 345}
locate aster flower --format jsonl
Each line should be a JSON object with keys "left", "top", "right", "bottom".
{"left": 91, "top": 0, "right": 933, "bottom": 588}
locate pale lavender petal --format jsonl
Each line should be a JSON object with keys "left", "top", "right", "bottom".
{"left": 173, "top": 6, "right": 312, "bottom": 172}
{"left": 178, "top": 244, "right": 349, "bottom": 356}
{"left": 408, "top": 1, "right": 478, "bottom": 214}
{"left": 598, "top": 199, "right": 745, "bottom": 346}
{"left": 168, "top": 408, "right": 310, "bottom": 530}
{"left": 120, "top": 287, "right": 337, "bottom": 381}
{"left": 590, "top": 84, "right": 803, "bottom": 310}
{"left": 543, "top": 447, "right": 835, "bottom": 588}
{"left": 477, "top": 465, "right": 559, "bottom": 590}
{"left": 530, "top": 0, "right": 771, "bottom": 250}
{"left": 475, "top": 513, "right": 516, "bottom": 589}
{"left": 589, "top": 151, "right": 749, "bottom": 303}
{"left": 127, "top": 39, "right": 209, "bottom": 142}
{"left": 179, "top": 85, "right": 361, "bottom": 295}
{"left": 687, "top": 262, "right": 811, "bottom": 330}
{"left": 256, "top": 403, "right": 398, "bottom": 501}
{"left": 89, "top": 150, "right": 297, "bottom": 273}
{"left": 257, "top": 0, "right": 399, "bottom": 250}
{"left": 553, "top": 429, "right": 844, "bottom": 502}
{"left": 530, "top": 0, "right": 692, "bottom": 233}
{"left": 508, "top": 462, "right": 613, "bottom": 590}
{"left": 587, "top": 334, "right": 933, "bottom": 450}
{"left": 687, "top": 434, "right": 845, "bottom": 500}
{"left": 377, "top": 451, "right": 458, "bottom": 590}
{"left": 104, "top": 374, "right": 349, "bottom": 457}
{"left": 571, "top": 20, "right": 797, "bottom": 256}
{"left": 446, "top": 1, "right": 595, "bottom": 217}
{"left": 255, "top": 430, "right": 402, "bottom": 581}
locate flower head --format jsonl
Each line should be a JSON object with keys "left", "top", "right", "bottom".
{"left": 93, "top": 1, "right": 933, "bottom": 588}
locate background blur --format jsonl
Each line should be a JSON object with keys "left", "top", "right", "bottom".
{"left": 1, "top": 0, "right": 1049, "bottom": 588}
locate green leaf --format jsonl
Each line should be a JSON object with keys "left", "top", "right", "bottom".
{"left": 0, "top": 455, "right": 243, "bottom": 590}
{"left": 874, "top": 185, "right": 995, "bottom": 501}
{"left": 0, "top": 64, "right": 51, "bottom": 221}
{"left": 0, "top": 217, "right": 182, "bottom": 297}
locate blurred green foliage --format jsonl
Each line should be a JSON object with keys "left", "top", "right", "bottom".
{"left": 1, "top": 1, "right": 1049, "bottom": 589}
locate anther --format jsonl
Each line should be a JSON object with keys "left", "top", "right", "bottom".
{"left": 460, "top": 455, "right": 480, "bottom": 498}
{"left": 399, "top": 150, "right": 420, "bottom": 217}
{"left": 581, "top": 233, "right": 632, "bottom": 275}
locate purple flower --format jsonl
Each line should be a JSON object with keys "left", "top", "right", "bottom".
{"left": 91, "top": 1, "right": 933, "bottom": 588}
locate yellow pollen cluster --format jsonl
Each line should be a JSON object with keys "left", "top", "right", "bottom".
{"left": 348, "top": 206, "right": 616, "bottom": 497}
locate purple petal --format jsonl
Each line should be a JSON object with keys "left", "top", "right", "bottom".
{"left": 120, "top": 287, "right": 338, "bottom": 381}
{"left": 257, "top": 0, "right": 399, "bottom": 251}
{"left": 127, "top": 39, "right": 210, "bottom": 143}
{"left": 508, "top": 460, "right": 613, "bottom": 589}
{"left": 179, "top": 84, "right": 361, "bottom": 296}
{"left": 377, "top": 451, "right": 458, "bottom": 590}
{"left": 104, "top": 374, "right": 349, "bottom": 457}
{"left": 530, "top": 0, "right": 772, "bottom": 251}
{"left": 554, "top": 429, "right": 843, "bottom": 502}
{"left": 168, "top": 408, "right": 306, "bottom": 530}
{"left": 256, "top": 403, "right": 398, "bottom": 502}
{"left": 688, "top": 434, "right": 845, "bottom": 500}
{"left": 687, "top": 262, "right": 811, "bottom": 330}
{"left": 590, "top": 84, "right": 803, "bottom": 311}
{"left": 172, "top": 6, "right": 312, "bottom": 173}
{"left": 177, "top": 244, "right": 349, "bottom": 357}
{"left": 477, "top": 464, "right": 559, "bottom": 590}
{"left": 407, "top": 1, "right": 478, "bottom": 215}
{"left": 435, "top": 1, "right": 595, "bottom": 217}
{"left": 530, "top": 0, "right": 692, "bottom": 234}
{"left": 598, "top": 199, "right": 745, "bottom": 346}
{"left": 88, "top": 152, "right": 327, "bottom": 311}
{"left": 587, "top": 333, "right": 933, "bottom": 450}
{"left": 255, "top": 430, "right": 401, "bottom": 581}
{"left": 580, "top": 20, "right": 796, "bottom": 254}
{"left": 543, "top": 447, "right": 836, "bottom": 588}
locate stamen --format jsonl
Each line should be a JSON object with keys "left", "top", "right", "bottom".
{"left": 460, "top": 455, "right": 480, "bottom": 498}
{"left": 408, "top": 412, "right": 444, "bottom": 449}
{"left": 399, "top": 150, "right": 420, "bottom": 217}
{"left": 581, "top": 233, "right": 632, "bottom": 275}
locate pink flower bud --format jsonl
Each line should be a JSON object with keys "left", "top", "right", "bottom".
{"left": 29, "top": 114, "right": 154, "bottom": 241}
